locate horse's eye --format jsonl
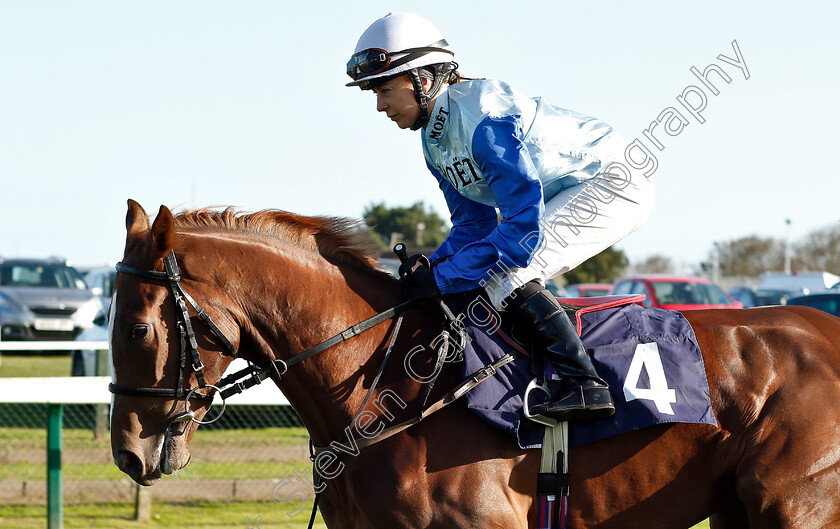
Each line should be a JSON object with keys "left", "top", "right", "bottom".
{"left": 129, "top": 324, "right": 149, "bottom": 340}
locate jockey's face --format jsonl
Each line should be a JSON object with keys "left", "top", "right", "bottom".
{"left": 372, "top": 75, "right": 432, "bottom": 130}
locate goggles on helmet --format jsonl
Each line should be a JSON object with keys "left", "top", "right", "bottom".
{"left": 346, "top": 39, "right": 453, "bottom": 81}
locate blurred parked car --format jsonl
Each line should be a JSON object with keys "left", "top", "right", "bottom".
{"left": 0, "top": 257, "right": 103, "bottom": 341}
{"left": 564, "top": 283, "right": 612, "bottom": 298}
{"left": 545, "top": 281, "right": 568, "bottom": 298}
{"left": 84, "top": 266, "right": 117, "bottom": 313}
{"left": 71, "top": 320, "right": 107, "bottom": 376}
{"left": 727, "top": 285, "right": 801, "bottom": 308}
{"left": 610, "top": 275, "right": 742, "bottom": 310}
{"left": 759, "top": 271, "right": 840, "bottom": 293}
{"left": 786, "top": 293, "right": 840, "bottom": 318}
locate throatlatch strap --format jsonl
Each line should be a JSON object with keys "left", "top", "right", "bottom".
{"left": 537, "top": 421, "right": 569, "bottom": 529}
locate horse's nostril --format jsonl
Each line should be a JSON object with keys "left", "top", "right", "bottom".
{"left": 116, "top": 449, "right": 144, "bottom": 480}
{"left": 115, "top": 448, "right": 161, "bottom": 486}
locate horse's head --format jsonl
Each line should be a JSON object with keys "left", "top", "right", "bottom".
{"left": 109, "top": 199, "right": 415, "bottom": 485}
{"left": 109, "top": 200, "right": 239, "bottom": 485}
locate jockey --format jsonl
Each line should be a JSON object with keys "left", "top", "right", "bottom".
{"left": 347, "top": 12, "right": 654, "bottom": 422}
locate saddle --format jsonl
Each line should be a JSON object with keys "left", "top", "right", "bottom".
{"left": 443, "top": 291, "right": 715, "bottom": 529}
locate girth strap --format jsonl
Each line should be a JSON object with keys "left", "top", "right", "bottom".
{"left": 537, "top": 421, "right": 569, "bottom": 529}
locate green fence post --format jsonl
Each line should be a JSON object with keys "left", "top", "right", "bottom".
{"left": 47, "top": 403, "right": 64, "bottom": 529}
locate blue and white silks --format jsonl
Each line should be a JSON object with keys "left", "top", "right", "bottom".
{"left": 422, "top": 79, "right": 629, "bottom": 296}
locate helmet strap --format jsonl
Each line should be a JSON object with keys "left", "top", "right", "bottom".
{"left": 408, "top": 63, "right": 457, "bottom": 131}
{"left": 407, "top": 69, "right": 429, "bottom": 130}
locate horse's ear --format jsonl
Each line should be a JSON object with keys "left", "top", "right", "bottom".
{"left": 125, "top": 199, "right": 151, "bottom": 257}
{"left": 145, "top": 205, "right": 175, "bottom": 259}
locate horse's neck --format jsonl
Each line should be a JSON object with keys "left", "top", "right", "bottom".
{"left": 234, "top": 247, "right": 414, "bottom": 443}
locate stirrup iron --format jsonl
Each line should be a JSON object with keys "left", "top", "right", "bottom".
{"left": 522, "top": 377, "right": 559, "bottom": 427}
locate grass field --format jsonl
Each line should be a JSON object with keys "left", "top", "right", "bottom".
{"left": 0, "top": 425, "right": 311, "bottom": 451}
{"left": 0, "top": 425, "right": 309, "bottom": 449}
{"left": 0, "top": 352, "right": 73, "bottom": 378}
{"left": 0, "top": 501, "right": 327, "bottom": 528}
{"left": 0, "top": 426, "right": 311, "bottom": 482}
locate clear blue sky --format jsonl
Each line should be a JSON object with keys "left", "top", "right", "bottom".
{"left": 1, "top": 1, "right": 837, "bottom": 272}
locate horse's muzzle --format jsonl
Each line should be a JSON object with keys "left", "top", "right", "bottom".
{"left": 115, "top": 447, "right": 162, "bottom": 486}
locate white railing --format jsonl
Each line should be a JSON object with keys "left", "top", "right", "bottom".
{"left": 0, "top": 341, "right": 109, "bottom": 351}
{"left": 0, "top": 340, "right": 110, "bottom": 373}
{"left": 0, "top": 340, "right": 290, "bottom": 528}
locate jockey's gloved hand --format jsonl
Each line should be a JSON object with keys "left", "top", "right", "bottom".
{"left": 398, "top": 254, "right": 431, "bottom": 278}
{"left": 404, "top": 265, "right": 440, "bottom": 299}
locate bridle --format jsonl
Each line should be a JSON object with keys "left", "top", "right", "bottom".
{"left": 109, "top": 251, "right": 243, "bottom": 423}
{"left": 108, "top": 250, "right": 418, "bottom": 424}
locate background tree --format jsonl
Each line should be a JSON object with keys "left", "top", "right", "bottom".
{"left": 562, "top": 247, "right": 628, "bottom": 285}
{"left": 363, "top": 202, "right": 449, "bottom": 250}
{"left": 714, "top": 236, "right": 785, "bottom": 277}
{"left": 794, "top": 224, "right": 840, "bottom": 273}
{"left": 632, "top": 254, "right": 675, "bottom": 274}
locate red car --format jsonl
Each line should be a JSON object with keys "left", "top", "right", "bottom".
{"left": 610, "top": 275, "right": 742, "bottom": 310}
{"left": 564, "top": 283, "right": 613, "bottom": 298}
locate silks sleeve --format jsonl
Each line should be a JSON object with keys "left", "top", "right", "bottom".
{"left": 427, "top": 161, "right": 498, "bottom": 264}
{"left": 433, "top": 115, "right": 544, "bottom": 294}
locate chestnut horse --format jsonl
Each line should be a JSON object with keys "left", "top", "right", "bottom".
{"left": 110, "top": 200, "right": 840, "bottom": 529}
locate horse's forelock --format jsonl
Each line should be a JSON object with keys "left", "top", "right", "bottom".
{"left": 172, "top": 207, "right": 382, "bottom": 271}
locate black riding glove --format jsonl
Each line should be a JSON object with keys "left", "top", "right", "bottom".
{"left": 398, "top": 254, "right": 430, "bottom": 278}
{"left": 405, "top": 265, "right": 441, "bottom": 299}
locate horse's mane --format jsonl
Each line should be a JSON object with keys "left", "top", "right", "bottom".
{"left": 173, "top": 207, "right": 385, "bottom": 273}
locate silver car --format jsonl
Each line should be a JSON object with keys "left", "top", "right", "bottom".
{"left": 0, "top": 257, "right": 103, "bottom": 341}
{"left": 83, "top": 266, "right": 117, "bottom": 313}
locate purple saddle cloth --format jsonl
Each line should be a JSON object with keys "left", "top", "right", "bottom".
{"left": 450, "top": 295, "right": 717, "bottom": 449}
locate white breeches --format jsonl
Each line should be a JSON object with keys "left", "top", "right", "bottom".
{"left": 482, "top": 167, "right": 655, "bottom": 309}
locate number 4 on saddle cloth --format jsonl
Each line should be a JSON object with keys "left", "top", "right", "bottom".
{"left": 447, "top": 292, "right": 718, "bottom": 449}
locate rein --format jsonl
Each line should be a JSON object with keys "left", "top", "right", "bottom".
{"left": 111, "top": 250, "right": 513, "bottom": 435}
{"left": 109, "top": 251, "right": 418, "bottom": 423}
{"left": 112, "top": 249, "right": 521, "bottom": 529}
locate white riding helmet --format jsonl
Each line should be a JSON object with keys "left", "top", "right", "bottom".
{"left": 346, "top": 12, "right": 455, "bottom": 88}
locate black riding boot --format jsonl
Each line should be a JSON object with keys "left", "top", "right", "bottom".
{"left": 507, "top": 281, "right": 615, "bottom": 422}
